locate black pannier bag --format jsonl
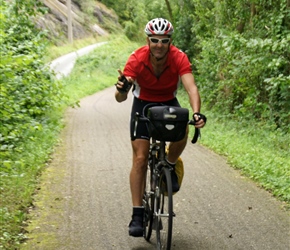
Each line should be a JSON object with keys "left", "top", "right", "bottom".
{"left": 147, "top": 106, "right": 189, "bottom": 142}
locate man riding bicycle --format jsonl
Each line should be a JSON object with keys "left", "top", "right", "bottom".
{"left": 114, "top": 18, "right": 206, "bottom": 237}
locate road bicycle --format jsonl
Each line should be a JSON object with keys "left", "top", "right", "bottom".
{"left": 134, "top": 105, "right": 201, "bottom": 250}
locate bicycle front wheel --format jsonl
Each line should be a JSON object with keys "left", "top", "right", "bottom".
{"left": 155, "top": 167, "right": 173, "bottom": 250}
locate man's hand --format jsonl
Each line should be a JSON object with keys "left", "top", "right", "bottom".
{"left": 193, "top": 112, "right": 207, "bottom": 128}
{"left": 115, "top": 69, "right": 132, "bottom": 94}
{"left": 115, "top": 70, "right": 133, "bottom": 103}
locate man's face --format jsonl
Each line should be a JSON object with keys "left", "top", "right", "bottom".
{"left": 147, "top": 35, "right": 171, "bottom": 60}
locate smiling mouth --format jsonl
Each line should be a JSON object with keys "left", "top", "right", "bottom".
{"left": 153, "top": 49, "right": 164, "bottom": 54}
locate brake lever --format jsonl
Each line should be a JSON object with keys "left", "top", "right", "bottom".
{"left": 188, "top": 119, "right": 201, "bottom": 144}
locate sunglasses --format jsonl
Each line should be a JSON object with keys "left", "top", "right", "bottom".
{"left": 149, "top": 37, "right": 171, "bottom": 44}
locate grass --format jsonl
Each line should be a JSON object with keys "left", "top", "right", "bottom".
{"left": 61, "top": 35, "right": 141, "bottom": 104}
{"left": 44, "top": 35, "right": 110, "bottom": 62}
{"left": 0, "top": 112, "right": 64, "bottom": 248}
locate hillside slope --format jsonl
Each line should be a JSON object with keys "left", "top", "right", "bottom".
{"left": 37, "top": 0, "right": 120, "bottom": 44}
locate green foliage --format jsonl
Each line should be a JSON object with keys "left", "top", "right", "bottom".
{"left": 99, "top": 0, "right": 169, "bottom": 41}
{"left": 174, "top": 0, "right": 290, "bottom": 132}
{"left": 0, "top": 117, "right": 63, "bottom": 249}
{"left": 98, "top": 0, "right": 130, "bottom": 22}
{"left": 122, "top": 1, "right": 148, "bottom": 41}
{"left": 173, "top": 1, "right": 199, "bottom": 58}
{"left": 0, "top": 1, "right": 65, "bottom": 248}
{"left": 197, "top": 33, "right": 290, "bottom": 129}
{"left": 143, "top": 0, "right": 170, "bottom": 20}
{"left": 0, "top": 1, "right": 64, "bottom": 153}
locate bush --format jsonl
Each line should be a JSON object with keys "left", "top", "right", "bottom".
{"left": 197, "top": 33, "right": 290, "bottom": 131}
{"left": 188, "top": 0, "right": 290, "bottom": 132}
{"left": 0, "top": 1, "right": 64, "bottom": 156}
{"left": 0, "top": 1, "right": 65, "bottom": 247}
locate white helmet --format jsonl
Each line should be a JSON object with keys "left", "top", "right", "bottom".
{"left": 144, "top": 18, "right": 174, "bottom": 36}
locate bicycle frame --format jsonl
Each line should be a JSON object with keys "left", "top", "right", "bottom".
{"left": 134, "top": 106, "right": 200, "bottom": 250}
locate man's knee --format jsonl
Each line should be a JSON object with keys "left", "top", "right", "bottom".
{"left": 134, "top": 154, "right": 148, "bottom": 167}
{"left": 132, "top": 139, "right": 150, "bottom": 167}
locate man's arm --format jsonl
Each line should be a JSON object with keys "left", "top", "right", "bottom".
{"left": 181, "top": 73, "right": 205, "bottom": 128}
{"left": 181, "top": 73, "right": 201, "bottom": 113}
{"left": 115, "top": 90, "right": 128, "bottom": 102}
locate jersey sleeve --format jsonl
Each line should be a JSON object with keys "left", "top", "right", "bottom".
{"left": 178, "top": 52, "right": 193, "bottom": 76}
{"left": 123, "top": 52, "right": 138, "bottom": 79}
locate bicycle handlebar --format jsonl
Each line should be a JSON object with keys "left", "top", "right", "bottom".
{"left": 134, "top": 113, "right": 201, "bottom": 144}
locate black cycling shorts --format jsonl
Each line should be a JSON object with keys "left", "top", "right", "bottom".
{"left": 130, "top": 97, "right": 181, "bottom": 141}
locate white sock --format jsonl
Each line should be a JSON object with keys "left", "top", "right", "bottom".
{"left": 165, "top": 157, "right": 176, "bottom": 165}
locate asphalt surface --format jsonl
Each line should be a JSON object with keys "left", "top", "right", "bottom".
{"left": 22, "top": 86, "right": 290, "bottom": 250}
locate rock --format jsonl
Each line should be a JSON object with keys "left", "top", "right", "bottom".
{"left": 36, "top": 0, "right": 119, "bottom": 44}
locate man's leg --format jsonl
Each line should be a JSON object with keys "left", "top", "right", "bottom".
{"left": 167, "top": 126, "right": 189, "bottom": 163}
{"left": 166, "top": 127, "right": 189, "bottom": 192}
{"left": 128, "top": 138, "right": 150, "bottom": 237}
{"left": 130, "top": 139, "right": 150, "bottom": 206}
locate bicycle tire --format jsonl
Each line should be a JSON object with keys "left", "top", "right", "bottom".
{"left": 143, "top": 164, "right": 155, "bottom": 241}
{"left": 155, "top": 167, "right": 173, "bottom": 250}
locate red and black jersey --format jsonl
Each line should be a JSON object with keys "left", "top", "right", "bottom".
{"left": 123, "top": 45, "right": 192, "bottom": 102}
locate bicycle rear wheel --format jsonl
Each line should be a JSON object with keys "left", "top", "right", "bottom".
{"left": 155, "top": 167, "right": 173, "bottom": 250}
{"left": 143, "top": 164, "right": 155, "bottom": 241}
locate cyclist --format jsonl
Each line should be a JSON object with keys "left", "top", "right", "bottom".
{"left": 114, "top": 18, "right": 206, "bottom": 237}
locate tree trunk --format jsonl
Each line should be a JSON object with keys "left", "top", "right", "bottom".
{"left": 164, "top": 0, "right": 173, "bottom": 21}
{"left": 249, "top": 2, "right": 256, "bottom": 29}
